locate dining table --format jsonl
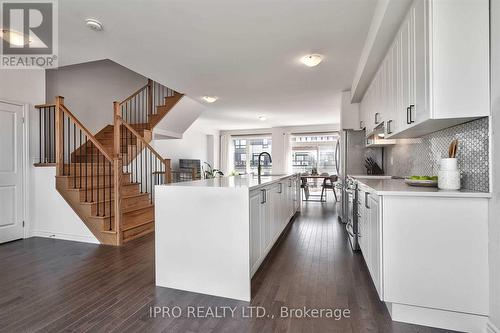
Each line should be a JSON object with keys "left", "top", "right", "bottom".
{"left": 300, "top": 174, "right": 338, "bottom": 202}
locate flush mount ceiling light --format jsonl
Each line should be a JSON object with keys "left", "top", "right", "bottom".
{"left": 85, "top": 18, "right": 104, "bottom": 31}
{"left": 258, "top": 116, "right": 267, "bottom": 121}
{"left": 300, "top": 54, "right": 323, "bottom": 67}
{"left": 0, "top": 29, "right": 31, "bottom": 46}
{"left": 202, "top": 96, "right": 218, "bottom": 103}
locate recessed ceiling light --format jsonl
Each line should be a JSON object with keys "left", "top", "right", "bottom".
{"left": 202, "top": 96, "right": 218, "bottom": 103}
{"left": 300, "top": 54, "right": 323, "bottom": 67}
{"left": 258, "top": 116, "right": 267, "bottom": 121}
{"left": 0, "top": 29, "right": 30, "bottom": 46}
{"left": 85, "top": 18, "right": 104, "bottom": 31}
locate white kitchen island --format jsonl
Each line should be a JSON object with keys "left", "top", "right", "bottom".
{"left": 155, "top": 174, "right": 301, "bottom": 301}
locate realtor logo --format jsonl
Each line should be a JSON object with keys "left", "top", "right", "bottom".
{"left": 1, "top": 0, "right": 58, "bottom": 68}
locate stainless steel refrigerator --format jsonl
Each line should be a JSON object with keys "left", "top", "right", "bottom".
{"left": 335, "top": 129, "right": 366, "bottom": 223}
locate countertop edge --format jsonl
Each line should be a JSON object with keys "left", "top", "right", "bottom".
{"left": 355, "top": 178, "right": 491, "bottom": 198}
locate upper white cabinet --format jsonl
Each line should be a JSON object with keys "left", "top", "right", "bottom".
{"left": 360, "top": 0, "right": 489, "bottom": 139}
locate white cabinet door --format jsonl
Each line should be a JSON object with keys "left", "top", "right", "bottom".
{"left": 400, "top": 18, "right": 411, "bottom": 132}
{"left": 357, "top": 188, "right": 367, "bottom": 254}
{"left": 368, "top": 194, "right": 382, "bottom": 298}
{"left": 249, "top": 189, "right": 263, "bottom": 273}
{"left": 411, "top": 0, "right": 428, "bottom": 125}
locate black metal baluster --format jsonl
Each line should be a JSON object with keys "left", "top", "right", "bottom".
{"left": 85, "top": 136, "right": 88, "bottom": 202}
{"left": 134, "top": 136, "right": 138, "bottom": 183}
{"left": 73, "top": 123, "right": 76, "bottom": 188}
{"left": 67, "top": 116, "right": 71, "bottom": 175}
{"left": 91, "top": 141, "right": 94, "bottom": 202}
{"left": 79, "top": 130, "right": 82, "bottom": 188}
{"left": 51, "top": 107, "right": 55, "bottom": 162}
{"left": 47, "top": 108, "right": 50, "bottom": 163}
{"left": 109, "top": 161, "right": 112, "bottom": 230}
{"left": 97, "top": 153, "right": 100, "bottom": 216}
{"left": 145, "top": 147, "right": 148, "bottom": 197}
{"left": 140, "top": 141, "right": 143, "bottom": 193}
{"left": 38, "top": 107, "right": 42, "bottom": 163}
{"left": 150, "top": 150, "right": 153, "bottom": 203}
{"left": 62, "top": 114, "right": 65, "bottom": 174}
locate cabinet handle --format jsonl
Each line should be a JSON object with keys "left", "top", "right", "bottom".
{"left": 374, "top": 112, "right": 380, "bottom": 125}
{"left": 261, "top": 189, "right": 266, "bottom": 204}
{"left": 365, "top": 192, "right": 370, "bottom": 209}
{"left": 288, "top": 179, "right": 292, "bottom": 187}
{"left": 278, "top": 183, "right": 283, "bottom": 194}
{"left": 410, "top": 104, "right": 415, "bottom": 123}
{"left": 406, "top": 107, "right": 411, "bottom": 124}
{"left": 387, "top": 120, "right": 393, "bottom": 134}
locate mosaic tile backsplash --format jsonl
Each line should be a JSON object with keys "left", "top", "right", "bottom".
{"left": 383, "top": 117, "right": 489, "bottom": 192}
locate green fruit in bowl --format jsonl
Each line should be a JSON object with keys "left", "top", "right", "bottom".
{"left": 410, "top": 176, "right": 420, "bottom": 180}
{"left": 422, "top": 176, "right": 432, "bottom": 180}
{"left": 430, "top": 176, "right": 438, "bottom": 181}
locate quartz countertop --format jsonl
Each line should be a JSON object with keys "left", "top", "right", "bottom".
{"left": 352, "top": 177, "right": 491, "bottom": 198}
{"left": 157, "top": 174, "right": 296, "bottom": 190}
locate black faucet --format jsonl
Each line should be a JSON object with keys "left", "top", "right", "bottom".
{"left": 257, "top": 152, "right": 272, "bottom": 177}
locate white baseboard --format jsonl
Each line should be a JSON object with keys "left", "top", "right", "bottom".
{"left": 30, "top": 230, "right": 100, "bottom": 244}
{"left": 388, "top": 302, "right": 488, "bottom": 333}
{"left": 488, "top": 321, "right": 500, "bottom": 333}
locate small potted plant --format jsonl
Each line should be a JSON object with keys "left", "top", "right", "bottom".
{"left": 202, "top": 162, "right": 224, "bottom": 179}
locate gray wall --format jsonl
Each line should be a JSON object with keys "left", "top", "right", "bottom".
{"left": 489, "top": 0, "right": 500, "bottom": 330}
{"left": 46, "top": 59, "right": 147, "bottom": 134}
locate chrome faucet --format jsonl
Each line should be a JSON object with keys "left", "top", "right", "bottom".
{"left": 257, "top": 152, "right": 272, "bottom": 177}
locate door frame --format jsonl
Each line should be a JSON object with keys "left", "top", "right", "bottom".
{"left": 0, "top": 99, "right": 29, "bottom": 240}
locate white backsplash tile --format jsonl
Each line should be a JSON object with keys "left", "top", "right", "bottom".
{"left": 384, "top": 117, "right": 489, "bottom": 192}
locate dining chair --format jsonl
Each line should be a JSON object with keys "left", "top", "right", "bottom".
{"left": 321, "top": 175, "right": 338, "bottom": 202}
{"left": 300, "top": 177, "right": 310, "bottom": 201}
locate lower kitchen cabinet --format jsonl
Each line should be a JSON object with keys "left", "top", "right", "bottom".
{"left": 250, "top": 175, "right": 300, "bottom": 276}
{"left": 357, "top": 186, "right": 382, "bottom": 298}
{"left": 355, "top": 180, "right": 489, "bottom": 332}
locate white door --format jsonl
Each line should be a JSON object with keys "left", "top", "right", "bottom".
{"left": 0, "top": 101, "right": 25, "bottom": 243}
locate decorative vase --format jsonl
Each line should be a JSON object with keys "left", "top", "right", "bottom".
{"left": 438, "top": 158, "right": 460, "bottom": 190}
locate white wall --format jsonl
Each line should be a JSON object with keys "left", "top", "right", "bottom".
{"left": 30, "top": 167, "right": 98, "bottom": 243}
{"left": 46, "top": 59, "right": 147, "bottom": 133}
{"left": 489, "top": 1, "right": 500, "bottom": 331}
{"left": 152, "top": 119, "right": 220, "bottom": 171}
{"left": 0, "top": 70, "right": 96, "bottom": 242}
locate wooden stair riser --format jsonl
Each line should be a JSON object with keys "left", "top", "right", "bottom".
{"left": 64, "top": 163, "right": 128, "bottom": 177}
{"left": 123, "top": 205, "right": 155, "bottom": 230}
{"left": 87, "top": 194, "right": 151, "bottom": 216}
{"left": 123, "top": 221, "right": 154, "bottom": 243}
{"left": 77, "top": 183, "right": 141, "bottom": 201}
{"left": 86, "top": 205, "right": 153, "bottom": 232}
{"left": 57, "top": 174, "right": 131, "bottom": 189}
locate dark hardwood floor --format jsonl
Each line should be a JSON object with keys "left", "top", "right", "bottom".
{"left": 0, "top": 201, "right": 454, "bottom": 333}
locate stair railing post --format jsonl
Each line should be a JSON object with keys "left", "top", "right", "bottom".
{"left": 54, "top": 96, "right": 64, "bottom": 176}
{"left": 113, "top": 101, "right": 123, "bottom": 245}
{"left": 147, "top": 79, "right": 153, "bottom": 116}
{"left": 164, "top": 159, "right": 171, "bottom": 184}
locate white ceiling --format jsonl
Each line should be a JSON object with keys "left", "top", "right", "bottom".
{"left": 58, "top": 0, "right": 377, "bottom": 130}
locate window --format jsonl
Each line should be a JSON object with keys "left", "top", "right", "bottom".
{"left": 291, "top": 133, "right": 338, "bottom": 175}
{"left": 232, "top": 136, "right": 272, "bottom": 174}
